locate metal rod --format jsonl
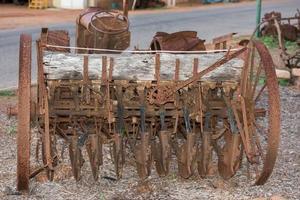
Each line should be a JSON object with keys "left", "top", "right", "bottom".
{"left": 255, "top": 0, "right": 262, "bottom": 37}
{"left": 44, "top": 44, "right": 243, "bottom": 54}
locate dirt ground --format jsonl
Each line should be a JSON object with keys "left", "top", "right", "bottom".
{"left": 0, "top": 0, "right": 259, "bottom": 30}
{"left": 0, "top": 86, "right": 299, "bottom": 200}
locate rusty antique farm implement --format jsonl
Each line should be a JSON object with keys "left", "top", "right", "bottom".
{"left": 16, "top": 9, "right": 280, "bottom": 192}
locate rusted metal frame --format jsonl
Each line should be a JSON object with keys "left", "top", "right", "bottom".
{"left": 249, "top": 43, "right": 256, "bottom": 95}
{"left": 239, "top": 46, "right": 256, "bottom": 161}
{"left": 229, "top": 99, "right": 252, "bottom": 159}
{"left": 43, "top": 91, "right": 54, "bottom": 170}
{"left": 212, "top": 33, "right": 236, "bottom": 50}
{"left": 83, "top": 56, "right": 91, "bottom": 104}
{"left": 172, "top": 58, "right": 180, "bottom": 134}
{"left": 240, "top": 47, "right": 251, "bottom": 97}
{"left": 155, "top": 54, "right": 161, "bottom": 83}
{"left": 102, "top": 56, "right": 112, "bottom": 132}
{"left": 39, "top": 29, "right": 54, "bottom": 172}
{"left": 37, "top": 40, "right": 45, "bottom": 115}
{"left": 167, "top": 47, "right": 247, "bottom": 101}
{"left": 174, "top": 59, "right": 180, "bottom": 81}
{"left": 193, "top": 58, "right": 199, "bottom": 77}
{"left": 83, "top": 56, "right": 89, "bottom": 84}
{"left": 109, "top": 57, "right": 114, "bottom": 81}
{"left": 240, "top": 96, "right": 253, "bottom": 160}
{"left": 17, "top": 34, "right": 32, "bottom": 192}
{"left": 102, "top": 56, "right": 108, "bottom": 83}
{"left": 113, "top": 85, "right": 125, "bottom": 178}
{"left": 198, "top": 84, "right": 204, "bottom": 133}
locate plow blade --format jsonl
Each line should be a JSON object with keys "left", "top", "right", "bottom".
{"left": 135, "top": 132, "right": 152, "bottom": 179}
{"left": 112, "top": 134, "right": 125, "bottom": 179}
{"left": 218, "top": 132, "right": 242, "bottom": 179}
{"left": 177, "top": 133, "right": 197, "bottom": 179}
{"left": 153, "top": 130, "right": 172, "bottom": 177}
{"left": 86, "top": 134, "right": 102, "bottom": 181}
{"left": 69, "top": 136, "right": 84, "bottom": 181}
{"left": 197, "top": 132, "right": 214, "bottom": 178}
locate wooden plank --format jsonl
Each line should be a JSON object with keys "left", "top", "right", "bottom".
{"left": 43, "top": 51, "right": 244, "bottom": 81}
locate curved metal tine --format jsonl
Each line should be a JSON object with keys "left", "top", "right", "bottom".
{"left": 69, "top": 134, "right": 83, "bottom": 181}
{"left": 135, "top": 88, "right": 151, "bottom": 179}
{"left": 113, "top": 86, "right": 125, "bottom": 179}
{"left": 154, "top": 107, "right": 171, "bottom": 176}
{"left": 177, "top": 106, "right": 197, "bottom": 179}
{"left": 86, "top": 134, "right": 101, "bottom": 181}
{"left": 198, "top": 111, "right": 214, "bottom": 178}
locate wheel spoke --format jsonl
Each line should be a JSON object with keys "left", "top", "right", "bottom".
{"left": 253, "top": 121, "right": 268, "bottom": 140}
{"left": 255, "top": 83, "right": 267, "bottom": 103}
{"left": 251, "top": 61, "right": 262, "bottom": 100}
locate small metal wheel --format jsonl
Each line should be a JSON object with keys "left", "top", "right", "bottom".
{"left": 232, "top": 40, "right": 280, "bottom": 185}
{"left": 17, "top": 34, "right": 32, "bottom": 192}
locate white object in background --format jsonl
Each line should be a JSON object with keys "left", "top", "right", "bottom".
{"left": 167, "top": 0, "right": 176, "bottom": 7}
{"left": 60, "top": 0, "right": 87, "bottom": 9}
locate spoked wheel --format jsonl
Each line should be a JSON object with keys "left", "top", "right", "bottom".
{"left": 233, "top": 40, "right": 280, "bottom": 185}
{"left": 17, "top": 34, "right": 32, "bottom": 192}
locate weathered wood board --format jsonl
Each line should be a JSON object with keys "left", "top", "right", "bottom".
{"left": 43, "top": 51, "right": 244, "bottom": 82}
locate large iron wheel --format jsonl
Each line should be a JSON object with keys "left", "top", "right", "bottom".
{"left": 234, "top": 40, "right": 280, "bottom": 185}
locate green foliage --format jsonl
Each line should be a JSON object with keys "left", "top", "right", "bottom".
{"left": 6, "top": 124, "right": 17, "bottom": 135}
{"left": 278, "top": 79, "right": 289, "bottom": 86}
{"left": 258, "top": 77, "right": 266, "bottom": 85}
{"left": 258, "top": 76, "right": 289, "bottom": 86}
{"left": 260, "top": 36, "right": 299, "bottom": 52}
{"left": 0, "top": 90, "right": 15, "bottom": 97}
{"left": 260, "top": 36, "right": 279, "bottom": 49}
{"left": 285, "top": 40, "right": 298, "bottom": 52}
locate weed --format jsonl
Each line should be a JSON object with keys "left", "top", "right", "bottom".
{"left": 6, "top": 124, "right": 17, "bottom": 135}
{"left": 260, "top": 36, "right": 299, "bottom": 52}
{"left": 0, "top": 90, "right": 15, "bottom": 97}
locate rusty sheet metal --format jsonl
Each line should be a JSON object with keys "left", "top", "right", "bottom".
{"left": 76, "top": 8, "right": 130, "bottom": 53}
{"left": 261, "top": 11, "right": 300, "bottom": 42}
{"left": 45, "top": 29, "right": 70, "bottom": 52}
{"left": 150, "top": 31, "right": 206, "bottom": 51}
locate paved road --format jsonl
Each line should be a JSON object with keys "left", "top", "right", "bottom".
{"left": 0, "top": 0, "right": 299, "bottom": 89}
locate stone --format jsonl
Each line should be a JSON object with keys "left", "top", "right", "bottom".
{"left": 211, "top": 179, "right": 225, "bottom": 189}
{"left": 270, "top": 49, "right": 286, "bottom": 68}
{"left": 252, "top": 197, "right": 267, "bottom": 200}
{"left": 294, "top": 77, "right": 300, "bottom": 89}
{"left": 270, "top": 195, "right": 286, "bottom": 200}
{"left": 275, "top": 69, "right": 291, "bottom": 79}
{"left": 291, "top": 68, "right": 300, "bottom": 77}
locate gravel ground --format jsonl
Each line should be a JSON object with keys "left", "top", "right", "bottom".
{"left": 0, "top": 86, "right": 299, "bottom": 200}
